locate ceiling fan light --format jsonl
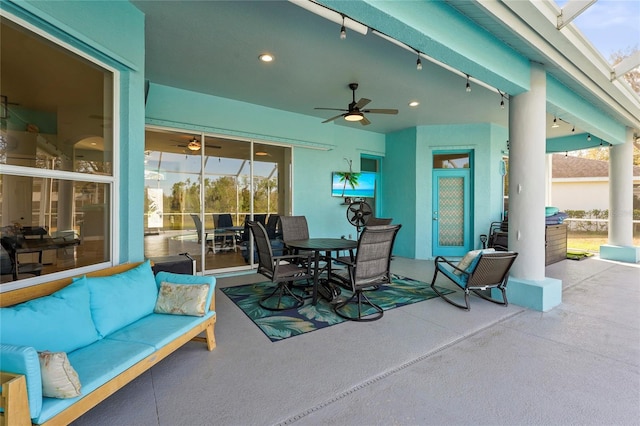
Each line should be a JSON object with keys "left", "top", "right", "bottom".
{"left": 187, "top": 138, "right": 201, "bottom": 151}
{"left": 344, "top": 112, "right": 363, "bottom": 121}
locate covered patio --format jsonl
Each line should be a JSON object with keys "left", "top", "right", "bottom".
{"left": 71, "top": 257, "right": 639, "bottom": 425}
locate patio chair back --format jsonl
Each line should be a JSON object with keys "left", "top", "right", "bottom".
{"left": 279, "top": 216, "right": 309, "bottom": 241}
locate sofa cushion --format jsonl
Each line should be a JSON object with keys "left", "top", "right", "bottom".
{"left": 0, "top": 279, "right": 99, "bottom": 353}
{"left": 106, "top": 311, "right": 216, "bottom": 350}
{"left": 84, "top": 260, "right": 158, "bottom": 338}
{"left": 38, "top": 351, "right": 81, "bottom": 398}
{"left": 154, "top": 282, "right": 210, "bottom": 316}
{"left": 0, "top": 344, "right": 43, "bottom": 420}
{"left": 36, "top": 338, "right": 155, "bottom": 425}
{"left": 154, "top": 271, "right": 216, "bottom": 313}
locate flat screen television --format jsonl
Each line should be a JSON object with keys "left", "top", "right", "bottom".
{"left": 331, "top": 171, "right": 376, "bottom": 198}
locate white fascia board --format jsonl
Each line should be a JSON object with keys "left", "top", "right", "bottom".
{"left": 474, "top": 0, "right": 640, "bottom": 130}
{"left": 552, "top": 177, "right": 609, "bottom": 183}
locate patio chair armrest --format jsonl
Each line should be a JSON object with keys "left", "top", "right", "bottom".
{"left": 272, "top": 253, "right": 313, "bottom": 264}
{"left": 434, "top": 256, "right": 469, "bottom": 276}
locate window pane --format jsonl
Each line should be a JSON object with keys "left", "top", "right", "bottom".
{"left": 1, "top": 175, "right": 110, "bottom": 283}
{"left": 433, "top": 153, "right": 470, "bottom": 169}
{"left": 0, "top": 17, "right": 113, "bottom": 174}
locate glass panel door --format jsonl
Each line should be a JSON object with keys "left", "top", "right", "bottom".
{"left": 143, "top": 128, "right": 291, "bottom": 274}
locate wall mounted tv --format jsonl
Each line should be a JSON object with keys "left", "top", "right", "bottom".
{"left": 331, "top": 171, "right": 376, "bottom": 198}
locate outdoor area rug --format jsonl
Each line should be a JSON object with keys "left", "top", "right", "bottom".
{"left": 221, "top": 274, "right": 453, "bottom": 342}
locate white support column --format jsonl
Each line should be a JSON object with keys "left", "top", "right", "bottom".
{"left": 509, "top": 63, "right": 547, "bottom": 280}
{"left": 502, "top": 63, "right": 562, "bottom": 311}
{"left": 601, "top": 128, "right": 640, "bottom": 262}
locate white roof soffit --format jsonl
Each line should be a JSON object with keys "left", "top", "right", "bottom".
{"left": 473, "top": 0, "right": 640, "bottom": 131}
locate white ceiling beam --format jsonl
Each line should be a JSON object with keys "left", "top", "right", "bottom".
{"left": 611, "top": 50, "right": 640, "bottom": 81}
{"left": 557, "top": 0, "right": 597, "bottom": 29}
{"left": 288, "top": 0, "right": 368, "bottom": 35}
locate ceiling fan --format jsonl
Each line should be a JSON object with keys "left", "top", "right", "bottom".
{"left": 315, "top": 83, "right": 398, "bottom": 125}
{"left": 172, "top": 136, "right": 221, "bottom": 152}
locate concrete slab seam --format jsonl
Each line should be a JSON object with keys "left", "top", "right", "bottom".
{"left": 276, "top": 309, "right": 527, "bottom": 425}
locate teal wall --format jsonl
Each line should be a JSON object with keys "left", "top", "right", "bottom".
{"left": 384, "top": 128, "right": 418, "bottom": 258}
{"left": 4, "top": 0, "right": 146, "bottom": 263}
{"left": 546, "top": 75, "right": 627, "bottom": 146}
{"left": 145, "top": 83, "right": 385, "bottom": 240}
{"left": 385, "top": 123, "right": 507, "bottom": 259}
{"left": 320, "top": 0, "right": 530, "bottom": 96}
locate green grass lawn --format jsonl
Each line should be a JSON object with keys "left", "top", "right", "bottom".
{"left": 567, "top": 231, "right": 640, "bottom": 253}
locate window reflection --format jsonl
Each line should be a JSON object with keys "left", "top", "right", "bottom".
{"left": 0, "top": 176, "right": 110, "bottom": 283}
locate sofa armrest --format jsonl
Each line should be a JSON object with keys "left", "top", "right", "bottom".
{"left": 1, "top": 372, "right": 31, "bottom": 426}
{"left": 0, "top": 344, "right": 42, "bottom": 421}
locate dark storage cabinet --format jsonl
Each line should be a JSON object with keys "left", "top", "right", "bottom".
{"left": 545, "top": 224, "right": 567, "bottom": 265}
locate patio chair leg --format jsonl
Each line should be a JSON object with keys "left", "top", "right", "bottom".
{"left": 472, "top": 286, "right": 508, "bottom": 307}
{"left": 259, "top": 282, "right": 305, "bottom": 311}
{"left": 334, "top": 290, "right": 383, "bottom": 321}
{"left": 430, "top": 269, "right": 471, "bottom": 311}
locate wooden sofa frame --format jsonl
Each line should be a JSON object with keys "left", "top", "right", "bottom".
{"left": 0, "top": 263, "right": 216, "bottom": 426}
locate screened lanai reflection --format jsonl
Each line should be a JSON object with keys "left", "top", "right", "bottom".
{"left": 143, "top": 128, "right": 291, "bottom": 273}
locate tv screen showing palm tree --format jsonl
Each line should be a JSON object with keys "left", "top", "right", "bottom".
{"left": 331, "top": 171, "right": 376, "bottom": 198}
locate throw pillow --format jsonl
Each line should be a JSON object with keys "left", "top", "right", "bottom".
{"left": 454, "top": 248, "right": 495, "bottom": 275}
{"left": 38, "top": 351, "right": 81, "bottom": 399}
{"left": 154, "top": 282, "right": 210, "bottom": 316}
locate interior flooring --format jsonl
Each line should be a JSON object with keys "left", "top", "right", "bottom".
{"left": 69, "top": 256, "right": 639, "bottom": 425}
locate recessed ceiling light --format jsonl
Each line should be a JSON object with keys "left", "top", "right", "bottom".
{"left": 259, "top": 53, "right": 274, "bottom": 62}
{"left": 408, "top": 101, "right": 419, "bottom": 107}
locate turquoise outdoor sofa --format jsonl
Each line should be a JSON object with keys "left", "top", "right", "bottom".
{"left": 0, "top": 260, "right": 216, "bottom": 425}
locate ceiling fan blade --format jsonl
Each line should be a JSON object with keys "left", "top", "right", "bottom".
{"left": 354, "top": 98, "right": 371, "bottom": 109}
{"left": 314, "top": 107, "right": 348, "bottom": 111}
{"left": 322, "top": 113, "right": 346, "bottom": 123}
{"left": 360, "top": 115, "right": 371, "bottom": 126}
{"left": 362, "top": 108, "right": 398, "bottom": 115}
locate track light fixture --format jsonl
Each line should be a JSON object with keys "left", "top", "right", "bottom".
{"left": 552, "top": 117, "right": 559, "bottom": 128}
{"left": 465, "top": 75, "right": 471, "bottom": 92}
{"left": 340, "top": 15, "right": 346, "bottom": 40}
{"left": 587, "top": 134, "right": 591, "bottom": 141}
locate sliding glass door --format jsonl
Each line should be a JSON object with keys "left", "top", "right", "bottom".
{"left": 143, "top": 128, "right": 291, "bottom": 274}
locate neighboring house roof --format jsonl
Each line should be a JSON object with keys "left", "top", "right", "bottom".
{"left": 552, "top": 154, "right": 640, "bottom": 179}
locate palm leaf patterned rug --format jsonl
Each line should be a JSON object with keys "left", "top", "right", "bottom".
{"left": 221, "top": 274, "right": 453, "bottom": 342}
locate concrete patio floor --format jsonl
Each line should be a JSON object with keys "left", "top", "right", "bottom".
{"left": 72, "top": 256, "right": 639, "bottom": 425}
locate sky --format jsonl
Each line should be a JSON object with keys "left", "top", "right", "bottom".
{"left": 556, "top": 0, "right": 640, "bottom": 60}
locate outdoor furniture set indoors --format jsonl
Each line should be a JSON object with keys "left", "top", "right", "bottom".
{"left": 0, "top": 260, "right": 216, "bottom": 425}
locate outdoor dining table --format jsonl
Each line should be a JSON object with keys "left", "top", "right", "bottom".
{"left": 284, "top": 238, "right": 357, "bottom": 305}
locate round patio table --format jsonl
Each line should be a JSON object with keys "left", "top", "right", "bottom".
{"left": 284, "top": 238, "right": 357, "bottom": 305}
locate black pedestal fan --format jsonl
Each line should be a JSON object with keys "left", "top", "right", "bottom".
{"left": 346, "top": 200, "right": 372, "bottom": 240}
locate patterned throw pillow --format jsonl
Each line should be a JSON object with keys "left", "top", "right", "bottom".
{"left": 454, "top": 248, "right": 495, "bottom": 275}
{"left": 38, "top": 351, "right": 81, "bottom": 399}
{"left": 154, "top": 282, "right": 210, "bottom": 317}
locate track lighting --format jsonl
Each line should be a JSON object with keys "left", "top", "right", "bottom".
{"left": 587, "top": 134, "right": 591, "bottom": 141}
{"left": 465, "top": 75, "right": 471, "bottom": 92}
{"left": 552, "top": 117, "right": 559, "bottom": 128}
{"left": 340, "top": 15, "right": 346, "bottom": 40}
